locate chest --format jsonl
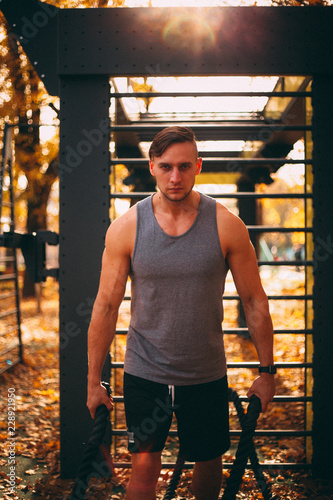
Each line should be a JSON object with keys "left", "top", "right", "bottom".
{"left": 153, "top": 211, "right": 198, "bottom": 237}
{"left": 131, "top": 222, "right": 224, "bottom": 282}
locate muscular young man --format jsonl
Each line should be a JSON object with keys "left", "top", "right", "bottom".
{"left": 87, "top": 126, "right": 275, "bottom": 500}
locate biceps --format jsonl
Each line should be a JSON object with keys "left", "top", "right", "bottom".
{"left": 95, "top": 249, "right": 130, "bottom": 311}
{"left": 228, "top": 243, "right": 264, "bottom": 302}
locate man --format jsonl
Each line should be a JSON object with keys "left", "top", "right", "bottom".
{"left": 87, "top": 126, "right": 275, "bottom": 500}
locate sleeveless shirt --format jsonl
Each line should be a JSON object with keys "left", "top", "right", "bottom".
{"left": 124, "top": 193, "right": 228, "bottom": 385}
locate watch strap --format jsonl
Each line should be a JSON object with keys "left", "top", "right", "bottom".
{"left": 259, "top": 364, "right": 276, "bottom": 374}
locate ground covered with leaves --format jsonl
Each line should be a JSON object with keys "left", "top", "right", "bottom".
{"left": 1, "top": 280, "right": 333, "bottom": 499}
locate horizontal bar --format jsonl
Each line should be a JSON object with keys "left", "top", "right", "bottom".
{"left": 111, "top": 428, "right": 311, "bottom": 437}
{"left": 222, "top": 294, "right": 313, "bottom": 300}
{"left": 137, "top": 291, "right": 316, "bottom": 303}
{"left": 123, "top": 293, "right": 310, "bottom": 301}
{"left": 0, "top": 291, "right": 17, "bottom": 300}
{"left": 135, "top": 118, "right": 268, "bottom": 125}
{"left": 258, "top": 260, "right": 313, "bottom": 266}
{"left": 115, "top": 328, "right": 313, "bottom": 336}
{"left": 228, "top": 362, "right": 312, "bottom": 369}
{"left": 0, "top": 274, "right": 16, "bottom": 281}
{"left": 0, "top": 201, "right": 13, "bottom": 208}
{"left": 42, "top": 268, "right": 59, "bottom": 279}
{"left": 0, "top": 325, "right": 19, "bottom": 337}
{"left": 110, "top": 192, "right": 313, "bottom": 199}
{"left": 0, "top": 342, "right": 20, "bottom": 357}
{"left": 267, "top": 294, "right": 312, "bottom": 300}
{"left": 6, "top": 123, "right": 58, "bottom": 129}
{"left": 111, "top": 461, "right": 311, "bottom": 470}
{"left": 111, "top": 124, "right": 312, "bottom": 132}
{"left": 224, "top": 328, "right": 313, "bottom": 335}
{"left": 112, "top": 395, "right": 311, "bottom": 404}
{"left": 136, "top": 292, "right": 333, "bottom": 301}
{"left": 0, "top": 256, "right": 15, "bottom": 263}
{"left": 0, "top": 308, "right": 18, "bottom": 320}
{"left": 120, "top": 293, "right": 308, "bottom": 302}
{"left": 111, "top": 91, "right": 312, "bottom": 98}
{"left": 248, "top": 226, "right": 312, "bottom": 233}
{"left": 111, "top": 361, "right": 312, "bottom": 369}
{"left": 110, "top": 157, "right": 312, "bottom": 165}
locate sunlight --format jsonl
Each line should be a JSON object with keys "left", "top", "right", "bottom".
{"left": 276, "top": 140, "right": 305, "bottom": 187}
{"left": 114, "top": 75, "right": 279, "bottom": 158}
{"left": 112, "top": 0, "right": 275, "bottom": 6}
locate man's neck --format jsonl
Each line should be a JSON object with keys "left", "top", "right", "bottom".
{"left": 153, "top": 190, "right": 200, "bottom": 217}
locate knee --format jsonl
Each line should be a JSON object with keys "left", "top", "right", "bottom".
{"left": 129, "top": 453, "right": 161, "bottom": 493}
{"left": 191, "top": 457, "right": 223, "bottom": 500}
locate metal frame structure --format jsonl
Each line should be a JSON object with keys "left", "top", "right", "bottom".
{"left": 1, "top": 0, "right": 333, "bottom": 480}
{"left": 0, "top": 124, "right": 23, "bottom": 374}
{"left": 109, "top": 79, "right": 315, "bottom": 474}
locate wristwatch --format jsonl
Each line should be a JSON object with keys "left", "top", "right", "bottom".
{"left": 259, "top": 364, "right": 276, "bottom": 374}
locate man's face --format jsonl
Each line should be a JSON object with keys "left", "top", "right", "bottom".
{"left": 149, "top": 141, "right": 202, "bottom": 203}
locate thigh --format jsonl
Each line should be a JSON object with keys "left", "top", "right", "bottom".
{"left": 175, "top": 376, "right": 230, "bottom": 462}
{"left": 123, "top": 372, "right": 173, "bottom": 453}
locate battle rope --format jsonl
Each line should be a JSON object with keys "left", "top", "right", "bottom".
{"left": 69, "top": 382, "right": 112, "bottom": 500}
{"left": 224, "top": 388, "right": 274, "bottom": 500}
{"left": 69, "top": 384, "right": 273, "bottom": 500}
{"left": 163, "top": 452, "right": 186, "bottom": 500}
{"left": 162, "top": 387, "right": 274, "bottom": 500}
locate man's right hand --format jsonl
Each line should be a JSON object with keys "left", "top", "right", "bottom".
{"left": 87, "top": 382, "right": 114, "bottom": 419}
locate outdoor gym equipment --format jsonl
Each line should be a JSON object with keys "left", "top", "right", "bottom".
{"left": 69, "top": 384, "right": 274, "bottom": 499}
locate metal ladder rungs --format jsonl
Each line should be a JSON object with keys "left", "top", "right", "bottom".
{"left": 0, "top": 308, "right": 19, "bottom": 320}
{"left": 0, "top": 341, "right": 20, "bottom": 357}
{"left": 0, "top": 123, "right": 23, "bottom": 374}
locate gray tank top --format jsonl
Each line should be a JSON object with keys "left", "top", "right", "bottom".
{"left": 124, "top": 193, "right": 228, "bottom": 385}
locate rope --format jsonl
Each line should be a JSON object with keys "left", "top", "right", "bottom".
{"left": 162, "top": 388, "right": 274, "bottom": 500}
{"left": 163, "top": 453, "right": 186, "bottom": 500}
{"left": 222, "top": 389, "right": 274, "bottom": 500}
{"left": 69, "top": 383, "right": 273, "bottom": 500}
{"left": 225, "top": 388, "right": 274, "bottom": 500}
{"left": 69, "top": 382, "right": 112, "bottom": 500}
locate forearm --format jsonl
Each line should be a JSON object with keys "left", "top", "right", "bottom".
{"left": 243, "top": 294, "right": 274, "bottom": 365}
{"left": 243, "top": 294, "right": 275, "bottom": 411}
{"left": 87, "top": 302, "right": 118, "bottom": 386}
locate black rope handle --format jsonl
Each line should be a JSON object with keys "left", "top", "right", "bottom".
{"left": 226, "top": 388, "right": 274, "bottom": 500}
{"left": 163, "top": 453, "right": 186, "bottom": 500}
{"left": 163, "top": 388, "right": 273, "bottom": 500}
{"left": 222, "top": 391, "right": 262, "bottom": 499}
{"left": 69, "top": 382, "right": 112, "bottom": 500}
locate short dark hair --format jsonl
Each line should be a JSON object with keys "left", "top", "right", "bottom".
{"left": 149, "top": 126, "right": 198, "bottom": 160}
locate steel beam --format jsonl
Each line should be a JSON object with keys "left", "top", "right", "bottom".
{"left": 58, "top": 7, "right": 333, "bottom": 77}
{"left": 311, "top": 74, "right": 333, "bottom": 480}
{"left": 2, "top": 5, "right": 333, "bottom": 93}
{"left": 0, "top": 0, "right": 58, "bottom": 95}
{"left": 59, "top": 75, "right": 111, "bottom": 479}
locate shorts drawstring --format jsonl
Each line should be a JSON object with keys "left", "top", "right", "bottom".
{"left": 168, "top": 384, "right": 175, "bottom": 410}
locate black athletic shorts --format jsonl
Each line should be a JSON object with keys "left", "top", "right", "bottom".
{"left": 123, "top": 372, "right": 230, "bottom": 462}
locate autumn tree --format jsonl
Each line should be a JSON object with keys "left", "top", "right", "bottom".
{"left": 0, "top": 0, "right": 122, "bottom": 296}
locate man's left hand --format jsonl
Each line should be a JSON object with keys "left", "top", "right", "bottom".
{"left": 247, "top": 374, "right": 275, "bottom": 413}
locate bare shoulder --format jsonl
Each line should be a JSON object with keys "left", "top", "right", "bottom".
{"left": 216, "top": 201, "right": 250, "bottom": 255}
{"left": 216, "top": 201, "right": 248, "bottom": 236}
{"left": 105, "top": 204, "right": 137, "bottom": 256}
